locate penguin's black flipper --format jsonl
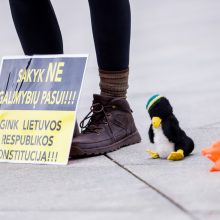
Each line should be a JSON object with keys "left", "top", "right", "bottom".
{"left": 162, "top": 115, "right": 194, "bottom": 157}
{"left": 174, "top": 136, "right": 194, "bottom": 157}
{"left": 148, "top": 124, "right": 154, "bottom": 143}
{"left": 162, "top": 115, "right": 180, "bottom": 143}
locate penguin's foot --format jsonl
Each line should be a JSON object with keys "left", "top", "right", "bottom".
{"left": 167, "top": 149, "right": 184, "bottom": 161}
{"left": 146, "top": 149, "right": 160, "bottom": 159}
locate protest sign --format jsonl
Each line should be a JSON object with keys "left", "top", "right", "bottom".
{"left": 0, "top": 55, "right": 88, "bottom": 165}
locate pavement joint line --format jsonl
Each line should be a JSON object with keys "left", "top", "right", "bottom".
{"left": 105, "top": 154, "right": 199, "bottom": 220}
{"left": 197, "top": 123, "right": 220, "bottom": 129}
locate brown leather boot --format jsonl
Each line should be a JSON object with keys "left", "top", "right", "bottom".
{"left": 73, "top": 121, "right": 80, "bottom": 138}
{"left": 70, "top": 94, "right": 141, "bottom": 157}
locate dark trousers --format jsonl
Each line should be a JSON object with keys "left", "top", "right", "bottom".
{"left": 9, "top": 0, "right": 131, "bottom": 71}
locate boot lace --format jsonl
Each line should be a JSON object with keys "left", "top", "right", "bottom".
{"left": 80, "top": 103, "right": 116, "bottom": 139}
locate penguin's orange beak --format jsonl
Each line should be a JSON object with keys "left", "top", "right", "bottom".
{"left": 152, "top": 117, "right": 162, "bottom": 128}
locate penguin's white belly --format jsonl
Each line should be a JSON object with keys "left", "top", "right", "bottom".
{"left": 153, "top": 126, "right": 175, "bottom": 159}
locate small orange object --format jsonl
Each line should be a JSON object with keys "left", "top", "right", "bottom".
{"left": 202, "top": 141, "right": 220, "bottom": 172}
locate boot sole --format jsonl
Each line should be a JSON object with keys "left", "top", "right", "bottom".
{"left": 70, "top": 131, "right": 141, "bottom": 158}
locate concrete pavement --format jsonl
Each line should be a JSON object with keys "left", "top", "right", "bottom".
{"left": 1, "top": 0, "right": 220, "bottom": 219}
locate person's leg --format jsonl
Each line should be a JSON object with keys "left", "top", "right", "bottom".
{"left": 89, "top": 0, "right": 130, "bottom": 71}
{"left": 9, "top": 0, "right": 81, "bottom": 138}
{"left": 9, "top": 0, "right": 63, "bottom": 55}
{"left": 71, "top": 0, "right": 141, "bottom": 157}
{"left": 89, "top": 0, "right": 131, "bottom": 98}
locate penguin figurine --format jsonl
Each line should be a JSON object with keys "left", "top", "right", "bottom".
{"left": 146, "top": 94, "right": 194, "bottom": 160}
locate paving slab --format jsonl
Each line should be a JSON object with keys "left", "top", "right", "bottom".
{"left": 0, "top": 211, "right": 192, "bottom": 220}
{"left": 0, "top": 160, "right": 192, "bottom": 220}
{"left": 108, "top": 128, "right": 220, "bottom": 220}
